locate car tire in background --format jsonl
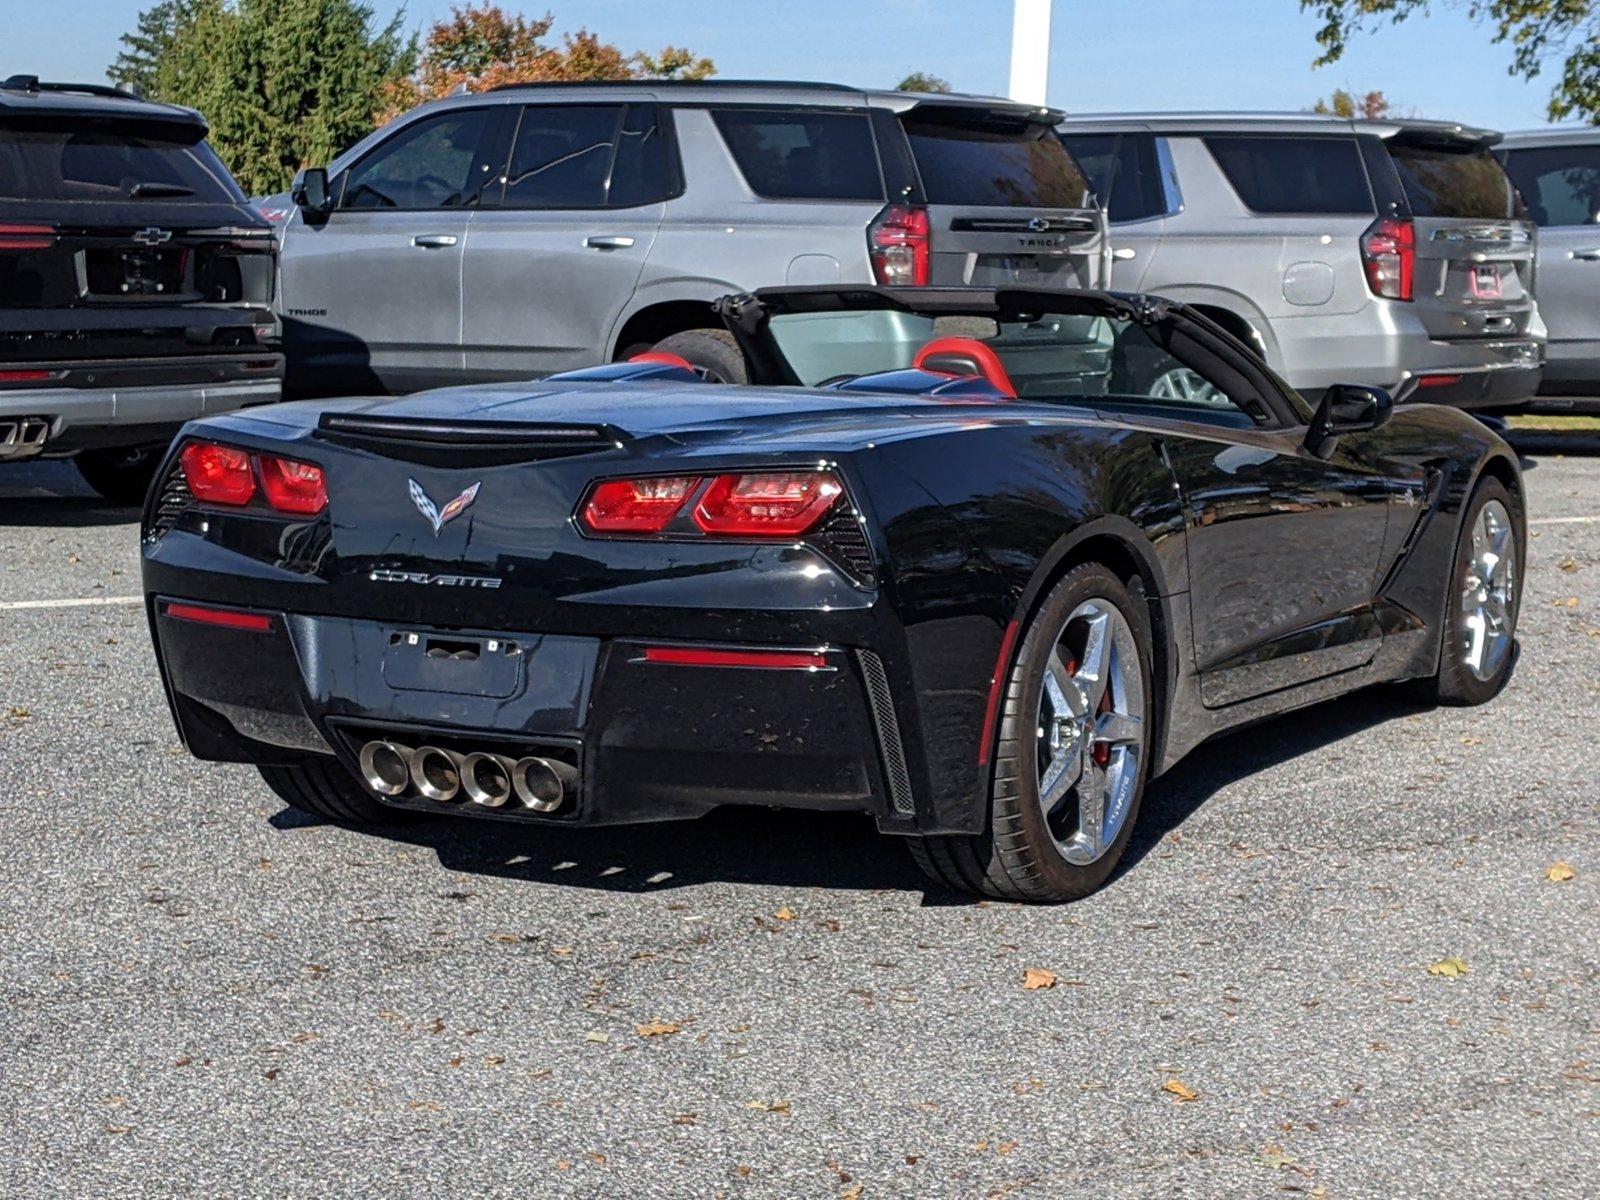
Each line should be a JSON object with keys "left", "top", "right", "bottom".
{"left": 74, "top": 447, "right": 163, "bottom": 506}
{"left": 259, "top": 759, "right": 429, "bottom": 826}
{"left": 1414, "top": 476, "right": 1525, "bottom": 706}
{"left": 651, "top": 328, "right": 748, "bottom": 384}
{"left": 909, "top": 562, "right": 1154, "bottom": 901}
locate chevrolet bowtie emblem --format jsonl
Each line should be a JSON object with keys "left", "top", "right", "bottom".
{"left": 409, "top": 479, "right": 481, "bottom": 535}
{"left": 132, "top": 227, "right": 173, "bottom": 246}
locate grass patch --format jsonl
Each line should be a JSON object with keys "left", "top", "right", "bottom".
{"left": 1507, "top": 414, "right": 1600, "bottom": 433}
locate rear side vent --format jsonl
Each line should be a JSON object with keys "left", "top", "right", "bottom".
{"left": 147, "top": 458, "right": 192, "bottom": 537}
{"left": 857, "top": 650, "right": 915, "bottom": 817}
{"left": 314, "top": 414, "right": 626, "bottom": 467}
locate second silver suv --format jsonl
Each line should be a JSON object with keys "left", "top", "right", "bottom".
{"left": 1059, "top": 112, "right": 1544, "bottom": 409}
{"left": 273, "top": 80, "right": 1108, "bottom": 393}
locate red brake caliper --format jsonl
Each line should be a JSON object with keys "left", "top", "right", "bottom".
{"left": 1092, "top": 683, "right": 1113, "bottom": 768}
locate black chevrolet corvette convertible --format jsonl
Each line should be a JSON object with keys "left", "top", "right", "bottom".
{"left": 141, "top": 286, "right": 1524, "bottom": 901}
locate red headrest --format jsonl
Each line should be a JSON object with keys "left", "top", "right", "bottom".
{"left": 912, "top": 337, "right": 1016, "bottom": 398}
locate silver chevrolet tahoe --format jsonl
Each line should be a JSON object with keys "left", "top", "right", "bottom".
{"left": 270, "top": 80, "right": 1108, "bottom": 393}
{"left": 1059, "top": 112, "right": 1545, "bottom": 409}
{"left": 0, "top": 76, "right": 282, "bottom": 502}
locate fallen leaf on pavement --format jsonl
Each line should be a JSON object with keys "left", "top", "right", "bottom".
{"left": 1546, "top": 862, "right": 1575, "bottom": 882}
{"left": 1427, "top": 956, "right": 1469, "bottom": 978}
{"left": 774, "top": 906, "right": 796, "bottom": 921}
{"left": 583, "top": 1030, "right": 610, "bottom": 1044}
{"left": 1021, "top": 968, "right": 1057, "bottom": 990}
{"left": 635, "top": 1020, "right": 682, "bottom": 1038}
{"left": 1162, "top": 1079, "right": 1199, "bottom": 1103}
{"left": 746, "top": 1099, "right": 791, "bottom": 1114}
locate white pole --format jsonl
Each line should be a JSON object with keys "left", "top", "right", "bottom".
{"left": 1008, "top": 0, "right": 1052, "bottom": 106}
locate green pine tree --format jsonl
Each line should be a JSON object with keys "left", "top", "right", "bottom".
{"left": 110, "top": 0, "right": 416, "bottom": 195}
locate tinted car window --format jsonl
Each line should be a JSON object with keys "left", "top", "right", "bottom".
{"left": 1499, "top": 143, "right": 1600, "bottom": 227}
{"left": 0, "top": 127, "right": 243, "bottom": 203}
{"left": 502, "top": 105, "right": 619, "bottom": 209}
{"left": 711, "top": 109, "right": 883, "bottom": 201}
{"left": 905, "top": 115, "right": 1091, "bottom": 208}
{"left": 341, "top": 108, "right": 497, "bottom": 210}
{"left": 607, "top": 104, "right": 677, "bottom": 208}
{"left": 1205, "top": 135, "right": 1373, "bottom": 214}
{"left": 1059, "top": 132, "right": 1166, "bottom": 222}
{"left": 1387, "top": 143, "right": 1524, "bottom": 220}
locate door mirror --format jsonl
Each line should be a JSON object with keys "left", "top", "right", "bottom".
{"left": 1306, "top": 383, "right": 1392, "bottom": 456}
{"left": 291, "top": 167, "right": 331, "bottom": 215}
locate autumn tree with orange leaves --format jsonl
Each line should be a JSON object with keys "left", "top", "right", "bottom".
{"left": 383, "top": 5, "right": 714, "bottom": 115}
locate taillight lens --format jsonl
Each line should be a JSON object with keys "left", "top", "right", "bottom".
{"left": 693, "top": 471, "right": 843, "bottom": 537}
{"left": 179, "top": 442, "right": 256, "bottom": 506}
{"left": 0, "top": 223, "right": 55, "bottom": 251}
{"left": 1361, "top": 217, "right": 1414, "bottom": 301}
{"left": 868, "top": 204, "right": 930, "bottom": 287}
{"left": 258, "top": 454, "right": 327, "bottom": 515}
{"left": 581, "top": 476, "right": 698, "bottom": 533}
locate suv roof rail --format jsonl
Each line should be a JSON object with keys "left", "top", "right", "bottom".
{"left": 483, "top": 77, "right": 859, "bottom": 95}
{"left": 0, "top": 74, "right": 147, "bottom": 100}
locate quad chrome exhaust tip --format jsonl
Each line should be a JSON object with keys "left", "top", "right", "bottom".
{"left": 409, "top": 746, "right": 463, "bottom": 803}
{"left": 510, "top": 756, "right": 577, "bottom": 814}
{"left": 461, "top": 752, "right": 514, "bottom": 809}
{"left": 356, "top": 739, "right": 575, "bottom": 813}
{"left": 358, "top": 740, "right": 412, "bottom": 796}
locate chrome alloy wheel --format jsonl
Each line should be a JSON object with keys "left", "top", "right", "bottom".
{"left": 1147, "top": 367, "right": 1227, "bottom": 406}
{"left": 1035, "top": 598, "right": 1146, "bottom": 866}
{"left": 1462, "top": 498, "right": 1517, "bottom": 682}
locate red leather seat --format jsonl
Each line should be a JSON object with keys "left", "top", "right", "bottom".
{"left": 912, "top": 337, "right": 1017, "bottom": 398}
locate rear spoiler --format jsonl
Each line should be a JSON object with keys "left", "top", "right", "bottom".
{"left": 1377, "top": 121, "right": 1502, "bottom": 151}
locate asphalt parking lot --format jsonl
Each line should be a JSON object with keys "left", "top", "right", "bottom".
{"left": 1, "top": 432, "right": 1596, "bottom": 1198}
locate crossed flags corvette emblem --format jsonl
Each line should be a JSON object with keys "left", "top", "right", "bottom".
{"left": 408, "top": 478, "right": 481, "bottom": 535}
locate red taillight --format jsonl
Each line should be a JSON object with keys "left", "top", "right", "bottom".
{"left": 693, "top": 471, "right": 843, "bottom": 538}
{"left": 162, "top": 602, "right": 273, "bottom": 633}
{"left": 1361, "top": 217, "right": 1414, "bottom": 301}
{"left": 258, "top": 454, "right": 327, "bottom": 515}
{"left": 581, "top": 476, "right": 698, "bottom": 534}
{"left": 0, "top": 223, "right": 55, "bottom": 251}
{"left": 0, "top": 369, "right": 53, "bottom": 383}
{"left": 179, "top": 441, "right": 256, "bottom": 506}
{"left": 1416, "top": 374, "right": 1462, "bottom": 389}
{"left": 641, "top": 646, "right": 829, "bottom": 670}
{"left": 868, "top": 204, "right": 930, "bottom": 287}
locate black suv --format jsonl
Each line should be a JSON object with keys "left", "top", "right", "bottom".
{"left": 0, "top": 75, "right": 280, "bottom": 502}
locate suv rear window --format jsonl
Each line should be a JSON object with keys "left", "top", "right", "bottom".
{"left": 0, "top": 125, "right": 243, "bottom": 203}
{"left": 711, "top": 109, "right": 882, "bottom": 201}
{"left": 1500, "top": 143, "right": 1600, "bottom": 227}
{"left": 1058, "top": 132, "right": 1167, "bottom": 222}
{"left": 904, "top": 113, "right": 1091, "bottom": 208}
{"left": 1205, "top": 135, "right": 1373, "bottom": 215}
{"left": 1388, "top": 142, "right": 1524, "bottom": 220}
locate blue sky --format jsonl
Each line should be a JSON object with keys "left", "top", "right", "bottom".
{"left": 19, "top": 0, "right": 1570, "bottom": 132}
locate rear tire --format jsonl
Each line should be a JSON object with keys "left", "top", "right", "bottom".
{"left": 258, "top": 759, "right": 428, "bottom": 826}
{"left": 75, "top": 446, "right": 162, "bottom": 505}
{"left": 908, "top": 563, "right": 1155, "bottom": 902}
{"left": 1414, "top": 476, "right": 1523, "bottom": 706}
{"left": 652, "top": 328, "right": 747, "bottom": 384}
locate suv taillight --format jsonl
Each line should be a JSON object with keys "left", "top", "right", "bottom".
{"left": 1361, "top": 217, "right": 1414, "bottom": 301}
{"left": 0, "top": 223, "right": 56, "bottom": 251}
{"left": 868, "top": 204, "right": 930, "bottom": 287}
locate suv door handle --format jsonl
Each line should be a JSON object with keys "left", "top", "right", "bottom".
{"left": 585, "top": 235, "right": 636, "bottom": 250}
{"left": 412, "top": 234, "right": 459, "bottom": 249}
{"left": 1571, "top": 247, "right": 1600, "bottom": 261}
{"left": 1111, "top": 247, "right": 1137, "bottom": 261}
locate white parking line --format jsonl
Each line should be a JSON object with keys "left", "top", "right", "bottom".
{"left": 1530, "top": 515, "right": 1600, "bottom": 526}
{"left": 0, "top": 595, "right": 143, "bottom": 611}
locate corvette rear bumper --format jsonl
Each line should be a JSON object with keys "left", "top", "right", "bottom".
{"left": 148, "top": 598, "right": 931, "bottom": 833}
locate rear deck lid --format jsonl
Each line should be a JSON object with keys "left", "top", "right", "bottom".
{"left": 898, "top": 103, "right": 1106, "bottom": 288}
